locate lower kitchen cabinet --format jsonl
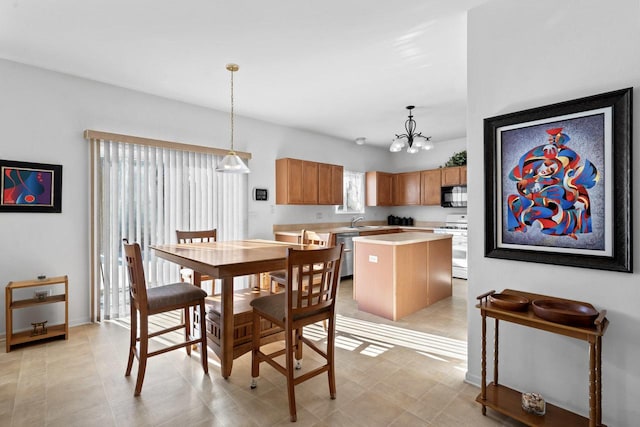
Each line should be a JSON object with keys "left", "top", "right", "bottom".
{"left": 353, "top": 233, "right": 452, "bottom": 320}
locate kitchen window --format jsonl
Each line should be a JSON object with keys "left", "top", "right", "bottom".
{"left": 335, "top": 170, "right": 365, "bottom": 214}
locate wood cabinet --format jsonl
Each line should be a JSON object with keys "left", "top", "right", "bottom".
{"left": 302, "top": 160, "right": 318, "bottom": 204}
{"left": 353, "top": 233, "right": 452, "bottom": 320}
{"left": 476, "top": 289, "right": 608, "bottom": 427}
{"left": 366, "top": 165, "right": 466, "bottom": 206}
{"left": 441, "top": 166, "right": 467, "bottom": 186}
{"left": 318, "top": 163, "right": 343, "bottom": 205}
{"left": 5, "top": 275, "right": 69, "bottom": 352}
{"left": 366, "top": 171, "right": 394, "bottom": 206}
{"left": 393, "top": 172, "right": 421, "bottom": 205}
{"left": 276, "top": 158, "right": 343, "bottom": 205}
{"left": 420, "top": 169, "right": 441, "bottom": 205}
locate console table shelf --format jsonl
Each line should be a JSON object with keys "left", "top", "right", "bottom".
{"left": 5, "top": 275, "right": 69, "bottom": 352}
{"left": 476, "top": 289, "right": 608, "bottom": 427}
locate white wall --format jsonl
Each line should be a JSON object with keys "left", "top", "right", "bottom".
{"left": 0, "top": 58, "right": 464, "bottom": 334}
{"left": 467, "top": 1, "right": 640, "bottom": 426}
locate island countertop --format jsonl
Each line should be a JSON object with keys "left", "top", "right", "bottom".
{"left": 352, "top": 231, "right": 452, "bottom": 245}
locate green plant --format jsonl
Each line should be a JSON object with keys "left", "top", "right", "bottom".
{"left": 443, "top": 150, "right": 466, "bottom": 167}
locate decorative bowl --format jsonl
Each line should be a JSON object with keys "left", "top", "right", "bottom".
{"left": 488, "top": 293, "right": 530, "bottom": 311}
{"left": 532, "top": 299, "right": 598, "bottom": 326}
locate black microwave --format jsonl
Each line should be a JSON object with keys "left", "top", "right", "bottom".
{"left": 441, "top": 185, "right": 467, "bottom": 208}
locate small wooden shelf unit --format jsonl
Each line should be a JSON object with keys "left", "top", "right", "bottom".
{"left": 476, "top": 289, "right": 608, "bottom": 427}
{"left": 5, "top": 275, "right": 69, "bottom": 352}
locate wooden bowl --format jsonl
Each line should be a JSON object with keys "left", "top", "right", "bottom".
{"left": 532, "top": 299, "right": 598, "bottom": 327}
{"left": 489, "top": 293, "right": 530, "bottom": 311}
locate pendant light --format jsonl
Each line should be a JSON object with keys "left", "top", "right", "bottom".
{"left": 389, "top": 105, "right": 433, "bottom": 153}
{"left": 216, "top": 63, "right": 250, "bottom": 173}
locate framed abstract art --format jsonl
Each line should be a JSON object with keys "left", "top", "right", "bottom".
{"left": 484, "top": 88, "right": 632, "bottom": 272}
{"left": 0, "top": 159, "right": 63, "bottom": 213}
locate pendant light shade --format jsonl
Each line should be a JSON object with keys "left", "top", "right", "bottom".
{"left": 217, "top": 152, "right": 250, "bottom": 172}
{"left": 216, "top": 63, "right": 250, "bottom": 173}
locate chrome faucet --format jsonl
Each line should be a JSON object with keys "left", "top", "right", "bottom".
{"left": 351, "top": 216, "right": 365, "bottom": 228}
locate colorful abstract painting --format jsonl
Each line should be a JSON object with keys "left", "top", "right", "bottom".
{"left": 484, "top": 88, "right": 632, "bottom": 272}
{"left": 0, "top": 160, "right": 62, "bottom": 213}
{"left": 498, "top": 112, "right": 608, "bottom": 254}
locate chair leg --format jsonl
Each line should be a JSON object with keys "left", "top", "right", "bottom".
{"left": 251, "top": 311, "right": 261, "bottom": 387}
{"left": 184, "top": 306, "right": 191, "bottom": 356}
{"left": 286, "top": 328, "right": 297, "bottom": 422}
{"left": 327, "top": 317, "right": 336, "bottom": 399}
{"left": 294, "top": 327, "right": 303, "bottom": 363}
{"left": 125, "top": 303, "right": 136, "bottom": 377}
{"left": 198, "top": 300, "right": 209, "bottom": 374}
{"left": 134, "top": 313, "right": 149, "bottom": 396}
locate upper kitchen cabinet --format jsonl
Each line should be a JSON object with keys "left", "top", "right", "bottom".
{"left": 393, "top": 171, "right": 421, "bottom": 206}
{"left": 420, "top": 169, "right": 441, "bottom": 205}
{"left": 366, "top": 171, "right": 394, "bottom": 206}
{"left": 276, "top": 158, "right": 342, "bottom": 205}
{"left": 441, "top": 166, "right": 467, "bottom": 186}
{"left": 318, "top": 163, "right": 343, "bottom": 205}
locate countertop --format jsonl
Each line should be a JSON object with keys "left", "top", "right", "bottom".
{"left": 273, "top": 222, "right": 446, "bottom": 237}
{"left": 352, "top": 232, "right": 452, "bottom": 245}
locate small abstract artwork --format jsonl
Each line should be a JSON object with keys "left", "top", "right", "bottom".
{"left": 0, "top": 160, "right": 62, "bottom": 213}
{"left": 484, "top": 88, "right": 632, "bottom": 272}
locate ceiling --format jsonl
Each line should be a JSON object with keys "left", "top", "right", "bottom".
{"left": 0, "top": 0, "right": 491, "bottom": 149}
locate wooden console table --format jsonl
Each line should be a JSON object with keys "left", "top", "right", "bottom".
{"left": 476, "top": 289, "right": 608, "bottom": 427}
{"left": 5, "top": 275, "right": 69, "bottom": 352}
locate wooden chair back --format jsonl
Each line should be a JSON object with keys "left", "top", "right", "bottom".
{"left": 286, "top": 245, "right": 343, "bottom": 324}
{"left": 302, "top": 230, "right": 332, "bottom": 247}
{"left": 176, "top": 229, "right": 217, "bottom": 244}
{"left": 123, "top": 239, "right": 148, "bottom": 310}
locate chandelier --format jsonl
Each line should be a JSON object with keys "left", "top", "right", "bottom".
{"left": 389, "top": 105, "right": 433, "bottom": 153}
{"left": 216, "top": 63, "right": 250, "bottom": 173}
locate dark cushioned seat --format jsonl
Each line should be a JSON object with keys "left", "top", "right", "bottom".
{"left": 250, "top": 291, "right": 326, "bottom": 322}
{"left": 147, "top": 283, "right": 208, "bottom": 311}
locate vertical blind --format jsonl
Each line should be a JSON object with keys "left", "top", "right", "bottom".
{"left": 89, "top": 136, "right": 248, "bottom": 320}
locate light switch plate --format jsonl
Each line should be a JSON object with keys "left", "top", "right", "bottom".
{"left": 368, "top": 255, "right": 378, "bottom": 263}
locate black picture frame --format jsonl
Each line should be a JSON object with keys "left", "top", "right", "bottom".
{"left": 0, "top": 159, "right": 63, "bottom": 213}
{"left": 484, "top": 88, "right": 632, "bottom": 273}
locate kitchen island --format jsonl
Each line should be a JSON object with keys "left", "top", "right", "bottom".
{"left": 353, "top": 232, "right": 452, "bottom": 321}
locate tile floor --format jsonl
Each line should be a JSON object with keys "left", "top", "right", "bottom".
{"left": 1, "top": 279, "right": 524, "bottom": 426}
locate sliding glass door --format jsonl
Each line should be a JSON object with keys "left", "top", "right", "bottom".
{"left": 89, "top": 136, "right": 248, "bottom": 321}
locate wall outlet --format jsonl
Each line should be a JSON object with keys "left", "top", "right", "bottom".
{"left": 368, "top": 255, "right": 378, "bottom": 263}
{"left": 316, "top": 212, "right": 323, "bottom": 219}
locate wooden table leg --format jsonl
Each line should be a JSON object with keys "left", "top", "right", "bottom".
{"left": 220, "top": 276, "right": 235, "bottom": 378}
{"left": 494, "top": 319, "right": 499, "bottom": 386}
{"left": 588, "top": 338, "right": 596, "bottom": 427}
{"left": 481, "top": 311, "right": 487, "bottom": 415}
{"left": 596, "top": 335, "right": 602, "bottom": 426}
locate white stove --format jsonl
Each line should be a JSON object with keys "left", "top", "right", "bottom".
{"left": 433, "top": 214, "right": 468, "bottom": 279}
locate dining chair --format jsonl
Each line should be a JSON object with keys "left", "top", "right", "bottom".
{"left": 269, "top": 230, "right": 332, "bottom": 293}
{"left": 122, "top": 240, "right": 209, "bottom": 396}
{"left": 250, "top": 244, "right": 344, "bottom": 422}
{"left": 176, "top": 229, "right": 217, "bottom": 294}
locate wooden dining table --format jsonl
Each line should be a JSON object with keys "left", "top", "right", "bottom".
{"left": 151, "top": 239, "right": 302, "bottom": 378}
